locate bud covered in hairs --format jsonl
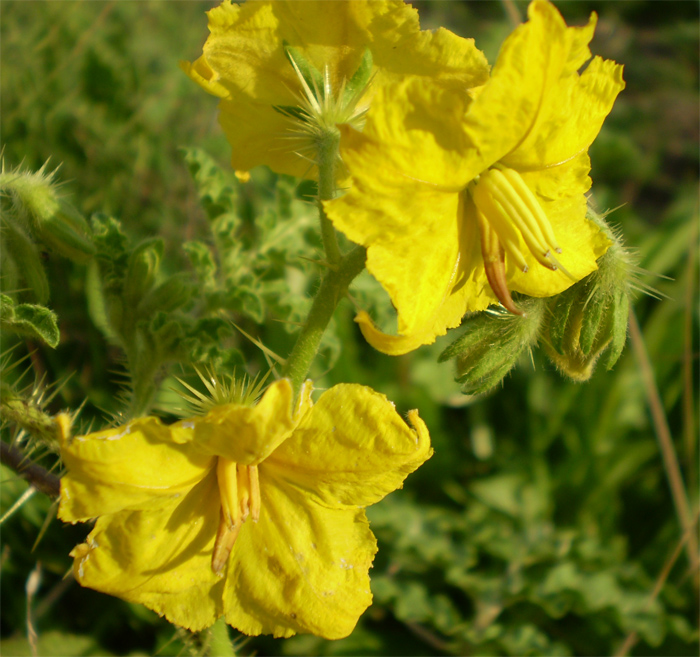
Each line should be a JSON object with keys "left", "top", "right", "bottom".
{"left": 541, "top": 208, "right": 634, "bottom": 381}
{"left": 439, "top": 297, "right": 547, "bottom": 394}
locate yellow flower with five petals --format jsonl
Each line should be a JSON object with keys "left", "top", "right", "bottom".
{"left": 58, "top": 379, "right": 431, "bottom": 639}
{"left": 181, "top": 0, "right": 488, "bottom": 178}
{"left": 324, "top": 0, "right": 625, "bottom": 355}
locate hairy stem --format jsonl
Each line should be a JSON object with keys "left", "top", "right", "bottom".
{"left": 0, "top": 441, "right": 60, "bottom": 498}
{"left": 282, "top": 246, "right": 366, "bottom": 394}
{"left": 316, "top": 128, "right": 342, "bottom": 265}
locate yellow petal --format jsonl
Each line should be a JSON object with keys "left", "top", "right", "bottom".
{"left": 184, "top": 0, "right": 488, "bottom": 177}
{"left": 462, "top": 0, "right": 600, "bottom": 168}
{"left": 268, "top": 384, "right": 432, "bottom": 506}
{"left": 71, "top": 472, "right": 223, "bottom": 632}
{"left": 192, "top": 379, "right": 298, "bottom": 465}
{"left": 217, "top": 96, "right": 312, "bottom": 177}
{"left": 222, "top": 474, "right": 376, "bottom": 639}
{"left": 58, "top": 417, "right": 213, "bottom": 523}
{"left": 503, "top": 57, "right": 625, "bottom": 171}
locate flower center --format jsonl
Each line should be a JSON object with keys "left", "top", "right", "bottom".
{"left": 211, "top": 459, "right": 261, "bottom": 576}
{"left": 468, "top": 165, "right": 575, "bottom": 314}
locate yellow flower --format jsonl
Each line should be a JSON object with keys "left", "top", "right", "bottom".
{"left": 58, "top": 379, "right": 431, "bottom": 639}
{"left": 181, "top": 0, "right": 488, "bottom": 178}
{"left": 324, "top": 0, "right": 625, "bottom": 355}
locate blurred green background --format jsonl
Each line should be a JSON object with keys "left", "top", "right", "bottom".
{"left": 1, "top": 1, "right": 697, "bottom": 655}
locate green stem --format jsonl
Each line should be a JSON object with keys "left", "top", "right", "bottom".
{"left": 316, "top": 128, "right": 342, "bottom": 265}
{"left": 282, "top": 245, "right": 366, "bottom": 393}
{"left": 123, "top": 332, "right": 161, "bottom": 419}
{"left": 281, "top": 125, "right": 366, "bottom": 392}
{"left": 207, "top": 617, "right": 236, "bottom": 657}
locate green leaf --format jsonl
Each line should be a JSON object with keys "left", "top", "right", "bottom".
{"left": 123, "top": 237, "right": 163, "bottom": 306}
{"left": 183, "top": 240, "right": 217, "bottom": 286}
{"left": 137, "top": 272, "right": 192, "bottom": 317}
{"left": 181, "top": 147, "right": 239, "bottom": 221}
{"left": 0, "top": 216, "right": 50, "bottom": 304}
{"left": 0, "top": 294, "right": 59, "bottom": 347}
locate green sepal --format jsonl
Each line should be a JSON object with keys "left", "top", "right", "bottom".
{"left": 541, "top": 208, "right": 633, "bottom": 381}
{"left": 272, "top": 104, "right": 312, "bottom": 123}
{"left": 546, "top": 288, "right": 577, "bottom": 355}
{"left": 439, "top": 298, "right": 546, "bottom": 395}
{"left": 283, "top": 41, "right": 324, "bottom": 97}
{"left": 604, "top": 289, "right": 629, "bottom": 370}
{"left": 35, "top": 204, "right": 95, "bottom": 262}
{"left": 0, "top": 217, "right": 50, "bottom": 304}
{"left": 123, "top": 238, "right": 163, "bottom": 307}
{"left": 342, "top": 48, "right": 373, "bottom": 108}
{"left": 0, "top": 294, "right": 60, "bottom": 347}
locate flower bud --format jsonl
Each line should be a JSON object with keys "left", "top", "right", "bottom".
{"left": 439, "top": 298, "right": 547, "bottom": 394}
{"left": 541, "top": 210, "right": 633, "bottom": 381}
{"left": 35, "top": 201, "right": 95, "bottom": 262}
{"left": 2, "top": 165, "right": 94, "bottom": 262}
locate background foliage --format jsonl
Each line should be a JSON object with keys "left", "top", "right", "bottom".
{"left": 1, "top": 1, "right": 697, "bottom": 655}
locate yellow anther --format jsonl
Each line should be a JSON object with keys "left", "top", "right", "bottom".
{"left": 471, "top": 165, "right": 576, "bottom": 281}
{"left": 476, "top": 210, "right": 523, "bottom": 316}
{"left": 248, "top": 465, "right": 261, "bottom": 522}
{"left": 216, "top": 458, "right": 240, "bottom": 530}
{"left": 471, "top": 182, "right": 530, "bottom": 273}
{"left": 480, "top": 168, "right": 551, "bottom": 265}
{"left": 237, "top": 464, "right": 251, "bottom": 521}
{"left": 497, "top": 166, "right": 562, "bottom": 253}
{"left": 213, "top": 460, "right": 263, "bottom": 574}
{"left": 211, "top": 509, "right": 242, "bottom": 576}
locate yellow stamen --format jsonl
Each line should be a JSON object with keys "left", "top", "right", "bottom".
{"left": 480, "top": 169, "right": 552, "bottom": 267}
{"left": 496, "top": 166, "right": 562, "bottom": 252}
{"left": 476, "top": 209, "right": 523, "bottom": 316}
{"left": 216, "top": 458, "right": 240, "bottom": 530}
{"left": 213, "top": 460, "right": 263, "bottom": 574}
{"left": 248, "top": 465, "right": 261, "bottom": 522}
{"left": 211, "top": 509, "right": 242, "bottom": 576}
{"left": 471, "top": 183, "right": 530, "bottom": 273}
{"left": 237, "top": 464, "right": 250, "bottom": 521}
